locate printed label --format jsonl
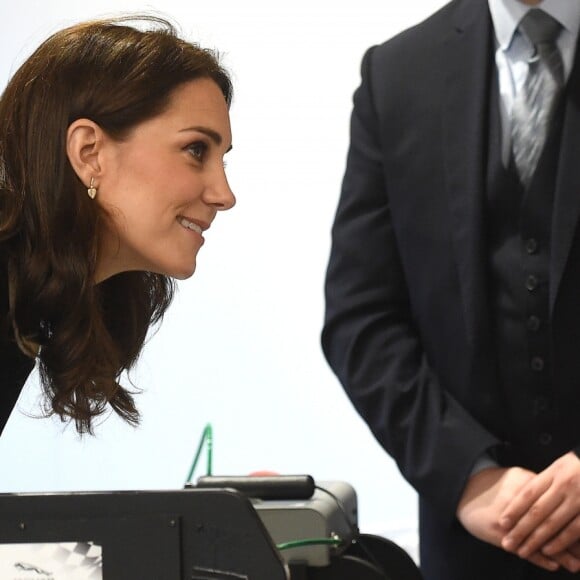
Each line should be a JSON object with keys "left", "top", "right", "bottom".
{"left": 0, "top": 542, "right": 103, "bottom": 579}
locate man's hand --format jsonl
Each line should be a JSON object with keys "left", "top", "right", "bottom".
{"left": 457, "top": 466, "right": 560, "bottom": 572}
{"left": 499, "top": 452, "right": 580, "bottom": 572}
{"left": 546, "top": 541, "right": 580, "bottom": 574}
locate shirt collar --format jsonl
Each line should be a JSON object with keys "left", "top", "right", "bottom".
{"left": 488, "top": 0, "right": 580, "bottom": 50}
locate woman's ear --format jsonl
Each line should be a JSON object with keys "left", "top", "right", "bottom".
{"left": 66, "top": 118, "right": 105, "bottom": 188}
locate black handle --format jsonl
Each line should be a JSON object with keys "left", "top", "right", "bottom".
{"left": 194, "top": 474, "right": 315, "bottom": 500}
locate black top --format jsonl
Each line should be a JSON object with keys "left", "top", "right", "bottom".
{"left": 0, "top": 262, "right": 35, "bottom": 435}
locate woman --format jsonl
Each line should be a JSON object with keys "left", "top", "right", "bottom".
{"left": 0, "top": 16, "right": 235, "bottom": 434}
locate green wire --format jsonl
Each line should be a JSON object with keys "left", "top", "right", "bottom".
{"left": 185, "top": 423, "right": 213, "bottom": 484}
{"left": 205, "top": 424, "right": 213, "bottom": 476}
{"left": 277, "top": 537, "right": 343, "bottom": 551}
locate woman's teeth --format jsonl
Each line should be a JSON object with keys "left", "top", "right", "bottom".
{"left": 179, "top": 217, "right": 202, "bottom": 234}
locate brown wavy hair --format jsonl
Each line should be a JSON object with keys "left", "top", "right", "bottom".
{"left": 0, "top": 16, "right": 233, "bottom": 433}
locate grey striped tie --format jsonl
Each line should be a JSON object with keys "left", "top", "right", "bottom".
{"left": 511, "top": 9, "right": 564, "bottom": 188}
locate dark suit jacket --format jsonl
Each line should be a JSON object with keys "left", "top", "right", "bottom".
{"left": 0, "top": 261, "right": 34, "bottom": 435}
{"left": 322, "top": 0, "right": 580, "bottom": 577}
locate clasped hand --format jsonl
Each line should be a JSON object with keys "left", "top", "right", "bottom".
{"left": 457, "top": 453, "right": 580, "bottom": 573}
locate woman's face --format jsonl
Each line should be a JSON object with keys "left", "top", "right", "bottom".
{"left": 95, "top": 78, "right": 235, "bottom": 282}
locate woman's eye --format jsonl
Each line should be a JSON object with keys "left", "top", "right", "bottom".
{"left": 186, "top": 142, "right": 208, "bottom": 161}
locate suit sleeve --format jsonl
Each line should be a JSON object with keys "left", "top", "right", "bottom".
{"left": 321, "top": 47, "right": 500, "bottom": 522}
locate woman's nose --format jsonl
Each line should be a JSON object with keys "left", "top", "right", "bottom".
{"left": 204, "top": 168, "right": 236, "bottom": 210}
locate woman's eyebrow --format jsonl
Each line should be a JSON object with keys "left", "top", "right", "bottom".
{"left": 179, "top": 126, "right": 232, "bottom": 152}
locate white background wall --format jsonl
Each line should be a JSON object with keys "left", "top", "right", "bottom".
{"left": 0, "top": 0, "right": 448, "bottom": 558}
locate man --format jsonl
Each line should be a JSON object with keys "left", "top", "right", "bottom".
{"left": 322, "top": 0, "right": 580, "bottom": 578}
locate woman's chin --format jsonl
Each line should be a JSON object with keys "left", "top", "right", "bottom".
{"left": 169, "top": 262, "right": 197, "bottom": 280}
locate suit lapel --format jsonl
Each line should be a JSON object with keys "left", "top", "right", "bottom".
{"left": 550, "top": 38, "right": 580, "bottom": 314}
{"left": 442, "top": 0, "right": 493, "bottom": 348}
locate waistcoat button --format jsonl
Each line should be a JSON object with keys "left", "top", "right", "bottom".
{"left": 534, "top": 397, "right": 549, "bottom": 414}
{"left": 525, "top": 238, "right": 539, "bottom": 254}
{"left": 526, "top": 275, "right": 539, "bottom": 291}
{"left": 527, "top": 315, "right": 541, "bottom": 331}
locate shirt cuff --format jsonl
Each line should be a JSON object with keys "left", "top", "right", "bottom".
{"left": 469, "top": 453, "right": 500, "bottom": 478}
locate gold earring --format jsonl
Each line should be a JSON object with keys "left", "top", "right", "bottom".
{"left": 88, "top": 177, "right": 97, "bottom": 199}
